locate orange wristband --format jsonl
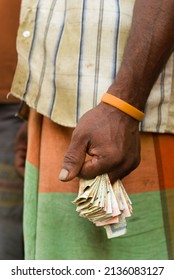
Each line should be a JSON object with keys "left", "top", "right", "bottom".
{"left": 101, "top": 93, "right": 144, "bottom": 122}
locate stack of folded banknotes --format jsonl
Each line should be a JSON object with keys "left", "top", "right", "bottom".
{"left": 72, "top": 174, "right": 132, "bottom": 239}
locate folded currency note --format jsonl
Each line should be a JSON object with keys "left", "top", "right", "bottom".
{"left": 72, "top": 174, "right": 132, "bottom": 239}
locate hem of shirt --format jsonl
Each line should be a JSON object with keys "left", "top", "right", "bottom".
{"left": 10, "top": 91, "right": 77, "bottom": 128}
{"left": 10, "top": 91, "right": 174, "bottom": 134}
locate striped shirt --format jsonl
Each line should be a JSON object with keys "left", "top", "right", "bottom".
{"left": 11, "top": 0, "right": 174, "bottom": 133}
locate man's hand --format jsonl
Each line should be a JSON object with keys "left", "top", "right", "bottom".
{"left": 14, "top": 121, "right": 28, "bottom": 178}
{"left": 59, "top": 102, "right": 140, "bottom": 184}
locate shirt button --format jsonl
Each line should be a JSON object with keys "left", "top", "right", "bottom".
{"left": 23, "top": 30, "right": 30, "bottom": 37}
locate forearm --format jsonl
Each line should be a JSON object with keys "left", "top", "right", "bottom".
{"left": 108, "top": 0, "right": 174, "bottom": 111}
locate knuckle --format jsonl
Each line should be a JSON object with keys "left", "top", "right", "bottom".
{"left": 63, "top": 152, "right": 79, "bottom": 166}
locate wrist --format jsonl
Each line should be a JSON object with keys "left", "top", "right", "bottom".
{"left": 101, "top": 93, "right": 144, "bottom": 122}
{"left": 107, "top": 65, "right": 150, "bottom": 111}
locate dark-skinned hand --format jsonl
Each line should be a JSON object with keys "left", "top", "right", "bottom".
{"left": 59, "top": 101, "right": 141, "bottom": 184}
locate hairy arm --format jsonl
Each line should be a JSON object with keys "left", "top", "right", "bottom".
{"left": 59, "top": 0, "right": 174, "bottom": 183}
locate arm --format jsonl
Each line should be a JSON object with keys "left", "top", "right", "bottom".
{"left": 59, "top": 0, "right": 174, "bottom": 183}
{"left": 108, "top": 0, "right": 174, "bottom": 110}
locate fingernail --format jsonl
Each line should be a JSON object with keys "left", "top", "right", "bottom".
{"left": 59, "top": 169, "right": 69, "bottom": 181}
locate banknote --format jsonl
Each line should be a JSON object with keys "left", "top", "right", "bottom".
{"left": 105, "top": 214, "right": 127, "bottom": 238}
{"left": 72, "top": 174, "right": 132, "bottom": 239}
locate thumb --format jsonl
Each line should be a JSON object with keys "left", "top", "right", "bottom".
{"left": 58, "top": 140, "right": 87, "bottom": 181}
